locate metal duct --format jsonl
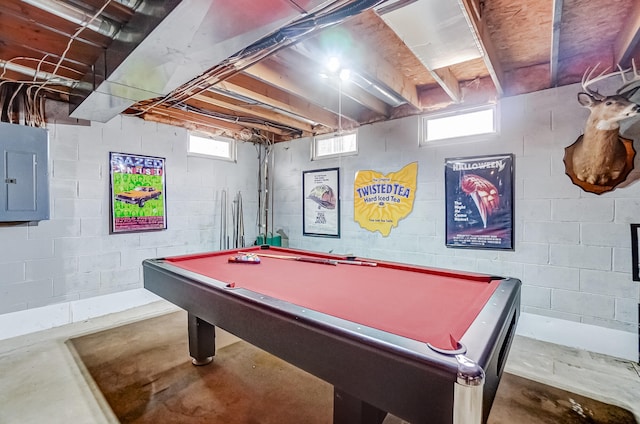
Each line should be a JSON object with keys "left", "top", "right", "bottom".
{"left": 0, "top": 60, "right": 81, "bottom": 88}
{"left": 374, "top": 0, "right": 417, "bottom": 15}
{"left": 349, "top": 72, "right": 406, "bottom": 107}
{"left": 290, "top": 39, "right": 407, "bottom": 108}
{"left": 113, "top": 0, "right": 143, "bottom": 9}
{"left": 21, "top": 0, "right": 121, "bottom": 38}
{"left": 68, "top": 0, "right": 362, "bottom": 123}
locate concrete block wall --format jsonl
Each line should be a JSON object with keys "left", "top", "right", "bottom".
{"left": 271, "top": 83, "right": 640, "bottom": 359}
{"left": 0, "top": 114, "right": 258, "bottom": 316}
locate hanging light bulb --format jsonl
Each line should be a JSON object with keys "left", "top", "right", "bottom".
{"left": 327, "top": 56, "right": 341, "bottom": 73}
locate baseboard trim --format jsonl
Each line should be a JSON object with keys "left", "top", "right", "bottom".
{"left": 1, "top": 294, "right": 637, "bottom": 361}
{"left": 516, "top": 312, "right": 638, "bottom": 362}
{"left": 0, "top": 289, "right": 162, "bottom": 341}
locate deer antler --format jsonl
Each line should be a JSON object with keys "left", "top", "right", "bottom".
{"left": 581, "top": 63, "right": 610, "bottom": 100}
{"left": 616, "top": 59, "right": 640, "bottom": 99}
{"left": 581, "top": 60, "right": 640, "bottom": 100}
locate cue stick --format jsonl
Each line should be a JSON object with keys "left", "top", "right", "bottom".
{"left": 334, "top": 259, "right": 377, "bottom": 267}
{"left": 240, "top": 252, "right": 377, "bottom": 267}
{"left": 242, "top": 252, "right": 337, "bottom": 265}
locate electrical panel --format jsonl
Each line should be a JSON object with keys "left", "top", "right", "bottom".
{"left": 0, "top": 122, "right": 50, "bottom": 221}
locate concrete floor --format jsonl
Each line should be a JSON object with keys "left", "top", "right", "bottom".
{"left": 0, "top": 300, "right": 639, "bottom": 424}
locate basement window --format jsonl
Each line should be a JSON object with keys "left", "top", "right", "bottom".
{"left": 188, "top": 133, "right": 236, "bottom": 161}
{"left": 312, "top": 131, "right": 357, "bottom": 160}
{"left": 420, "top": 104, "right": 498, "bottom": 144}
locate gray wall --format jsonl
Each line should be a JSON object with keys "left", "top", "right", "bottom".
{"left": 271, "top": 83, "right": 640, "bottom": 336}
{"left": 0, "top": 115, "right": 259, "bottom": 315}
{"left": 0, "top": 82, "right": 638, "bottom": 357}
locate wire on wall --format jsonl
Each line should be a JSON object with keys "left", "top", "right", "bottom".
{"left": 0, "top": 83, "right": 45, "bottom": 127}
{"left": 270, "top": 134, "right": 275, "bottom": 242}
{"left": 1, "top": 0, "right": 114, "bottom": 127}
{"left": 253, "top": 132, "right": 275, "bottom": 244}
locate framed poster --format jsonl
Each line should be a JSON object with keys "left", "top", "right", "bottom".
{"left": 109, "top": 152, "right": 167, "bottom": 234}
{"left": 632, "top": 224, "right": 639, "bottom": 282}
{"left": 303, "top": 167, "right": 340, "bottom": 238}
{"left": 445, "top": 154, "right": 514, "bottom": 250}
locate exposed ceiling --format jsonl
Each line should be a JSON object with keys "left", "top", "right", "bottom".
{"left": 1, "top": 0, "right": 640, "bottom": 143}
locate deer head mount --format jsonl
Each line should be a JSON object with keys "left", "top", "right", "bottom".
{"left": 564, "top": 62, "right": 640, "bottom": 194}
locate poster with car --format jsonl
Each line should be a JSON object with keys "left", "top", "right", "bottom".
{"left": 445, "top": 154, "right": 514, "bottom": 250}
{"left": 109, "top": 152, "right": 167, "bottom": 234}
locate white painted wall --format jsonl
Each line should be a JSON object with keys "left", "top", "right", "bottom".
{"left": 270, "top": 83, "right": 640, "bottom": 360}
{"left": 0, "top": 114, "right": 259, "bottom": 317}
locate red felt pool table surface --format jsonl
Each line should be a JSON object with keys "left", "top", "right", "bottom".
{"left": 165, "top": 247, "right": 501, "bottom": 350}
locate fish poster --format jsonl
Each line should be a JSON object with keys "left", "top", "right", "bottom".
{"left": 445, "top": 154, "right": 514, "bottom": 249}
{"left": 303, "top": 167, "right": 340, "bottom": 237}
{"left": 354, "top": 162, "right": 417, "bottom": 237}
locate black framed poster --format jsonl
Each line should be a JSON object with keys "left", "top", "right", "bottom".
{"left": 109, "top": 152, "right": 167, "bottom": 234}
{"left": 303, "top": 167, "right": 340, "bottom": 238}
{"left": 632, "top": 224, "right": 639, "bottom": 282}
{"left": 445, "top": 154, "right": 514, "bottom": 250}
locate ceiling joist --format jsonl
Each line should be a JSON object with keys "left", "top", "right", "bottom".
{"left": 459, "top": 0, "right": 505, "bottom": 96}
{"left": 190, "top": 91, "right": 315, "bottom": 135}
{"left": 216, "top": 76, "right": 339, "bottom": 132}
{"left": 550, "top": 0, "right": 564, "bottom": 86}
{"left": 2, "top": 0, "right": 640, "bottom": 142}
{"left": 429, "top": 66, "right": 462, "bottom": 103}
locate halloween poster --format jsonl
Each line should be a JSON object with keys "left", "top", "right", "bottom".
{"left": 445, "top": 154, "right": 513, "bottom": 249}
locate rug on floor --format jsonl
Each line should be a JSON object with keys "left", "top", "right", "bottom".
{"left": 68, "top": 311, "right": 637, "bottom": 424}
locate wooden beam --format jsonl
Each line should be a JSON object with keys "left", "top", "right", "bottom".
{"left": 276, "top": 46, "right": 391, "bottom": 116}
{"left": 186, "top": 97, "right": 311, "bottom": 137}
{"left": 139, "top": 110, "right": 290, "bottom": 142}
{"left": 243, "top": 60, "right": 320, "bottom": 103}
{"left": 0, "top": 9, "right": 104, "bottom": 66}
{"left": 301, "top": 32, "right": 421, "bottom": 110}
{"left": 134, "top": 103, "right": 296, "bottom": 138}
{"left": 429, "top": 67, "right": 462, "bottom": 103}
{"left": 459, "top": 0, "right": 505, "bottom": 96}
{"left": 418, "top": 75, "right": 497, "bottom": 112}
{"left": 219, "top": 74, "right": 341, "bottom": 130}
{"left": 614, "top": 0, "right": 640, "bottom": 67}
{"left": 140, "top": 104, "right": 246, "bottom": 132}
{"left": 190, "top": 91, "right": 315, "bottom": 134}
{"left": 246, "top": 57, "right": 389, "bottom": 117}
{"left": 550, "top": 0, "right": 564, "bottom": 86}
{"left": 0, "top": 1, "right": 112, "bottom": 48}
{"left": 141, "top": 111, "right": 230, "bottom": 137}
{"left": 345, "top": 12, "right": 421, "bottom": 109}
{"left": 244, "top": 59, "right": 374, "bottom": 122}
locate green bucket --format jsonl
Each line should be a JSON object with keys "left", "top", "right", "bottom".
{"left": 256, "top": 234, "right": 281, "bottom": 246}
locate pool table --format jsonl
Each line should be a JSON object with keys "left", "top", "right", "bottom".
{"left": 142, "top": 246, "right": 521, "bottom": 424}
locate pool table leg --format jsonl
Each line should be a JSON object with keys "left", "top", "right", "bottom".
{"left": 333, "top": 387, "right": 387, "bottom": 424}
{"left": 453, "top": 354, "right": 485, "bottom": 424}
{"left": 188, "top": 313, "right": 215, "bottom": 366}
